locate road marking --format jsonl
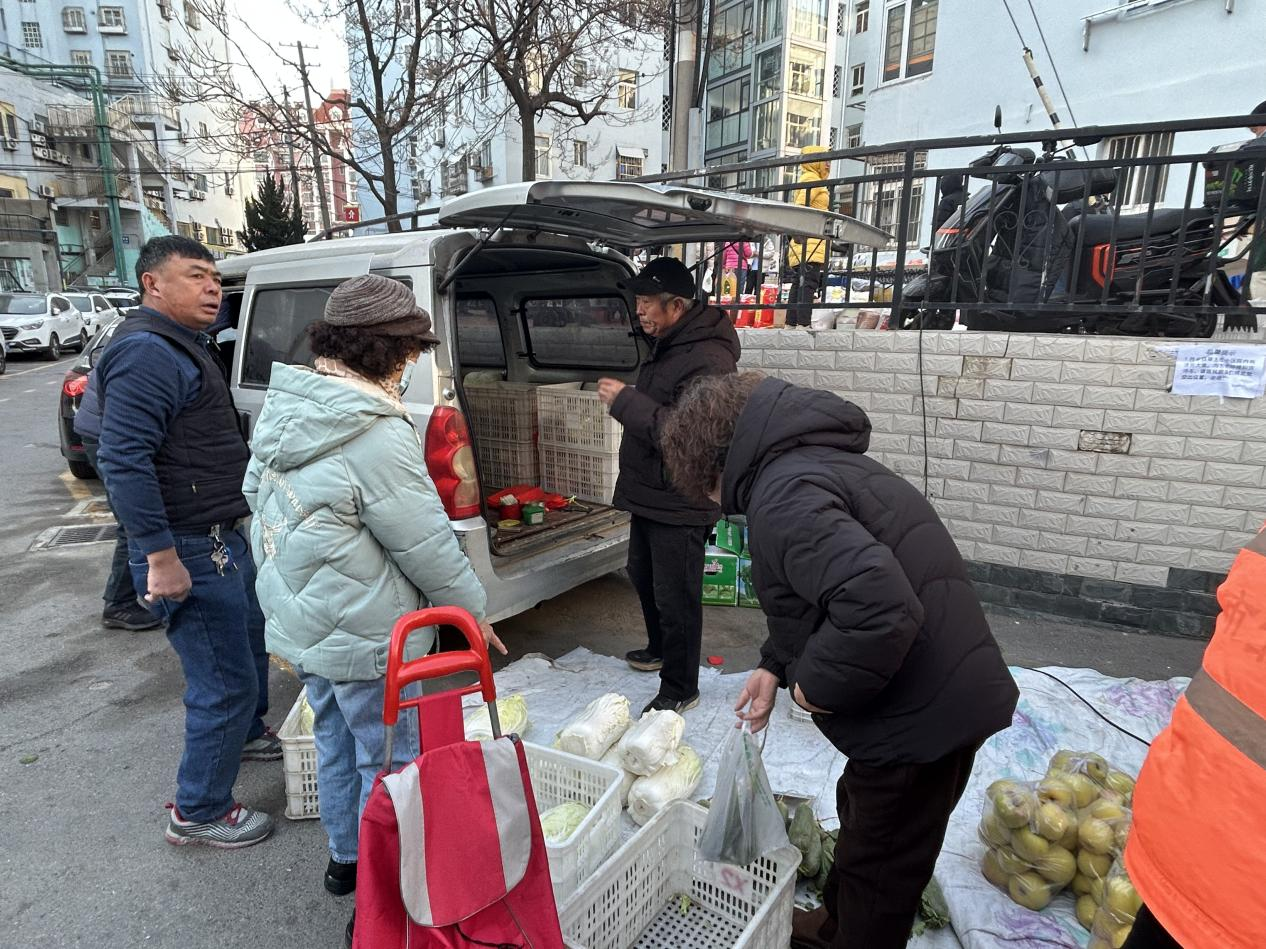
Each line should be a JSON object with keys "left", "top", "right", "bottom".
{"left": 0, "top": 357, "right": 76, "bottom": 380}
{"left": 60, "top": 469, "right": 95, "bottom": 502}
{"left": 23, "top": 388, "right": 35, "bottom": 393}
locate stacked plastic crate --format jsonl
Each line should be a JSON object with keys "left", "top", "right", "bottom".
{"left": 536, "top": 383, "right": 623, "bottom": 504}
{"left": 463, "top": 382, "right": 541, "bottom": 494}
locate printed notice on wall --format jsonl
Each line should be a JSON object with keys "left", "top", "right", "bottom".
{"left": 1171, "top": 345, "right": 1266, "bottom": 399}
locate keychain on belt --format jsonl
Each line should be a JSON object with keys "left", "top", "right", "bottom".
{"left": 210, "top": 524, "right": 237, "bottom": 576}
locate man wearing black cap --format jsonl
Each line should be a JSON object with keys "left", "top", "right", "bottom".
{"left": 598, "top": 257, "right": 740, "bottom": 713}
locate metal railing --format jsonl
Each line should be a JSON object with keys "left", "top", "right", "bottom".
{"left": 647, "top": 113, "right": 1265, "bottom": 337}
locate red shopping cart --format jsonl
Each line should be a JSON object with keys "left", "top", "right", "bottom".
{"left": 353, "top": 607, "right": 564, "bottom": 949}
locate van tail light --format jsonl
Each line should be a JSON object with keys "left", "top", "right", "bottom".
{"left": 424, "top": 406, "right": 481, "bottom": 520}
{"left": 63, "top": 372, "right": 89, "bottom": 398}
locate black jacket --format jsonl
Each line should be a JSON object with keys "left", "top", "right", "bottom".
{"left": 610, "top": 302, "right": 740, "bottom": 525}
{"left": 722, "top": 378, "right": 1018, "bottom": 766}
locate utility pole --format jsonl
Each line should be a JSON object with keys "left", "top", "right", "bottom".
{"left": 289, "top": 42, "right": 333, "bottom": 234}
{"left": 669, "top": 0, "right": 697, "bottom": 172}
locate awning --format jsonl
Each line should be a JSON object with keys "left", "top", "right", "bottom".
{"left": 616, "top": 145, "right": 644, "bottom": 159}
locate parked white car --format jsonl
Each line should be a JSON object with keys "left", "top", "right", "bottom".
{"left": 0, "top": 292, "right": 88, "bottom": 359}
{"left": 63, "top": 291, "right": 122, "bottom": 336}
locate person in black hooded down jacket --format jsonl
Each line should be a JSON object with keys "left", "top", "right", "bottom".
{"left": 661, "top": 372, "right": 1018, "bottom": 949}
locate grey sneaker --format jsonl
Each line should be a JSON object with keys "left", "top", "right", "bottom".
{"left": 165, "top": 803, "right": 275, "bottom": 849}
{"left": 241, "top": 727, "right": 282, "bottom": 762}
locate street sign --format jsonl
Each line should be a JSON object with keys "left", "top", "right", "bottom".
{"left": 343, "top": 204, "right": 360, "bottom": 223}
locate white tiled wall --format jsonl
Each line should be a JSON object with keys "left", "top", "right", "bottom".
{"left": 738, "top": 329, "right": 1266, "bottom": 585}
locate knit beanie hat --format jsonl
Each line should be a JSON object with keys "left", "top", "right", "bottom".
{"left": 323, "top": 274, "right": 439, "bottom": 345}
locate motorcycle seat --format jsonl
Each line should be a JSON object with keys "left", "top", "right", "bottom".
{"left": 1071, "top": 209, "right": 1211, "bottom": 244}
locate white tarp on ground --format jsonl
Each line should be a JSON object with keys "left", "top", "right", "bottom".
{"left": 466, "top": 648, "right": 1187, "bottom": 949}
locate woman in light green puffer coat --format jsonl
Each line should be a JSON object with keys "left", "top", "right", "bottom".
{"left": 242, "top": 276, "right": 505, "bottom": 938}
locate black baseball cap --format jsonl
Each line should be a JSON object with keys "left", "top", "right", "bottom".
{"left": 619, "top": 257, "right": 696, "bottom": 299}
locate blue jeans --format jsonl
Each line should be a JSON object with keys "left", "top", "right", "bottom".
{"left": 129, "top": 525, "right": 269, "bottom": 822}
{"left": 297, "top": 670, "right": 420, "bottom": 864}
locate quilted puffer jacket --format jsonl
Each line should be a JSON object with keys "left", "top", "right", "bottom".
{"left": 243, "top": 362, "right": 486, "bottom": 682}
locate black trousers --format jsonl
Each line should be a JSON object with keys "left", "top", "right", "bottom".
{"left": 83, "top": 437, "right": 140, "bottom": 611}
{"left": 626, "top": 515, "right": 709, "bottom": 700}
{"left": 1121, "top": 904, "right": 1184, "bottom": 949}
{"left": 812, "top": 742, "right": 980, "bottom": 949}
{"left": 788, "top": 262, "right": 825, "bottom": 326}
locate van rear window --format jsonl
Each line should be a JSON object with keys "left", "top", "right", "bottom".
{"left": 455, "top": 294, "right": 505, "bottom": 369}
{"left": 521, "top": 295, "right": 637, "bottom": 370}
{"left": 240, "top": 286, "right": 333, "bottom": 387}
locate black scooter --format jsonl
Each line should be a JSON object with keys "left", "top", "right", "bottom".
{"left": 900, "top": 140, "right": 1255, "bottom": 337}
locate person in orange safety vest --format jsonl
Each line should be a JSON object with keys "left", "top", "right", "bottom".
{"left": 1122, "top": 524, "right": 1266, "bottom": 948}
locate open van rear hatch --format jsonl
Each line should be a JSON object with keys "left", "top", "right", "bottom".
{"left": 437, "top": 180, "right": 890, "bottom": 248}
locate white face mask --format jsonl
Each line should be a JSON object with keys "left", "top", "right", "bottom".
{"left": 395, "top": 357, "right": 417, "bottom": 398}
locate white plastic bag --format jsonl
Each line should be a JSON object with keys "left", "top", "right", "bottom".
{"left": 698, "top": 725, "right": 790, "bottom": 866}
{"left": 616, "top": 709, "right": 685, "bottom": 776}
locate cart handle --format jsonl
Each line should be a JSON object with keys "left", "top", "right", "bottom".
{"left": 383, "top": 607, "right": 496, "bottom": 726}
{"left": 381, "top": 608, "right": 500, "bottom": 769}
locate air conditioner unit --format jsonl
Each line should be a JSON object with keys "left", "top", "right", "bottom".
{"left": 224, "top": 184, "right": 234, "bottom": 196}
{"left": 37, "top": 184, "right": 55, "bottom": 198}
{"left": 192, "top": 224, "right": 204, "bottom": 240}
{"left": 29, "top": 119, "right": 47, "bottom": 136}
{"left": 434, "top": 132, "right": 446, "bottom": 148}
{"left": 189, "top": 189, "right": 207, "bottom": 200}
{"left": 476, "top": 165, "right": 495, "bottom": 182}
{"left": 2, "top": 137, "right": 16, "bottom": 151}
{"left": 32, "top": 144, "right": 49, "bottom": 159}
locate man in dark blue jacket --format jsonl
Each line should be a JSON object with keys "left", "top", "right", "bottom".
{"left": 96, "top": 236, "right": 276, "bottom": 849}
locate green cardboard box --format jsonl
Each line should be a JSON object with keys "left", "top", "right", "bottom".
{"left": 713, "top": 518, "right": 745, "bottom": 555}
{"left": 737, "top": 556, "right": 760, "bottom": 609}
{"left": 701, "top": 546, "right": 738, "bottom": 606}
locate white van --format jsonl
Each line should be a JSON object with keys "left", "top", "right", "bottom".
{"left": 219, "top": 181, "right": 886, "bottom": 622}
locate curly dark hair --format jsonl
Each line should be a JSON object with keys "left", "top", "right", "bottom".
{"left": 307, "top": 321, "right": 434, "bottom": 381}
{"left": 662, "top": 371, "right": 766, "bottom": 503}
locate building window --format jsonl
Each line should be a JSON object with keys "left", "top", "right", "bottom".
{"left": 1106, "top": 132, "right": 1175, "bottom": 208}
{"left": 0, "top": 105, "right": 18, "bottom": 146}
{"left": 22, "top": 22, "right": 43, "bottom": 48}
{"left": 786, "top": 100, "right": 823, "bottom": 149}
{"left": 617, "top": 70, "right": 638, "bottom": 109}
{"left": 157, "top": 0, "right": 172, "bottom": 18}
{"left": 846, "top": 123, "right": 862, "bottom": 148}
{"left": 850, "top": 63, "right": 865, "bottom": 98}
{"left": 573, "top": 58, "right": 589, "bottom": 85}
{"left": 98, "top": 6, "right": 126, "bottom": 31}
{"left": 788, "top": 46, "right": 826, "bottom": 98}
{"left": 754, "top": 100, "right": 781, "bottom": 152}
{"left": 707, "top": 0, "right": 754, "bottom": 80}
{"left": 534, "top": 134, "right": 550, "bottom": 177}
{"left": 184, "top": 0, "right": 200, "bottom": 29}
{"left": 705, "top": 76, "right": 751, "bottom": 152}
{"left": 855, "top": 0, "right": 870, "bottom": 33}
{"left": 757, "top": 0, "right": 783, "bottom": 43}
{"left": 573, "top": 140, "right": 588, "bottom": 166}
{"left": 616, "top": 149, "right": 644, "bottom": 180}
{"left": 62, "top": 7, "right": 88, "bottom": 32}
{"left": 837, "top": 1, "right": 847, "bottom": 36}
{"left": 70, "top": 50, "right": 92, "bottom": 67}
{"left": 861, "top": 149, "right": 927, "bottom": 243}
{"left": 106, "top": 50, "right": 133, "bottom": 78}
{"left": 789, "top": 0, "right": 829, "bottom": 42}
{"left": 828, "top": 126, "right": 838, "bottom": 147}
{"left": 661, "top": 94, "right": 671, "bottom": 131}
{"left": 756, "top": 49, "right": 781, "bottom": 100}
{"left": 884, "top": 0, "right": 937, "bottom": 82}
{"left": 198, "top": 121, "right": 208, "bottom": 138}
{"left": 832, "top": 65, "right": 843, "bottom": 98}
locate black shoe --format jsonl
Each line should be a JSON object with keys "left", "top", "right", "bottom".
{"left": 344, "top": 911, "right": 355, "bottom": 949}
{"left": 325, "top": 857, "right": 357, "bottom": 896}
{"left": 642, "top": 692, "right": 700, "bottom": 715}
{"left": 625, "top": 648, "right": 663, "bottom": 672}
{"left": 102, "top": 603, "right": 163, "bottom": 631}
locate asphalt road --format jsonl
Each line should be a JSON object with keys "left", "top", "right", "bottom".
{"left": 0, "top": 351, "right": 1208, "bottom": 949}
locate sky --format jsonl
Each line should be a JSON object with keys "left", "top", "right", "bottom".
{"left": 223, "top": 0, "right": 350, "bottom": 97}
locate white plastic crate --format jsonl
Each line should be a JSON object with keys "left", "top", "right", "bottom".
{"left": 464, "top": 381, "right": 540, "bottom": 443}
{"left": 523, "top": 742, "right": 624, "bottom": 903}
{"left": 278, "top": 687, "right": 320, "bottom": 820}
{"left": 477, "top": 436, "right": 539, "bottom": 493}
{"left": 559, "top": 800, "right": 800, "bottom": 949}
{"left": 539, "top": 443, "right": 620, "bottom": 504}
{"left": 537, "top": 383, "right": 624, "bottom": 453}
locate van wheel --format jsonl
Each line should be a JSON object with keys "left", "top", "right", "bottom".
{"left": 68, "top": 459, "right": 98, "bottom": 480}
{"left": 45, "top": 334, "right": 61, "bottom": 360}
